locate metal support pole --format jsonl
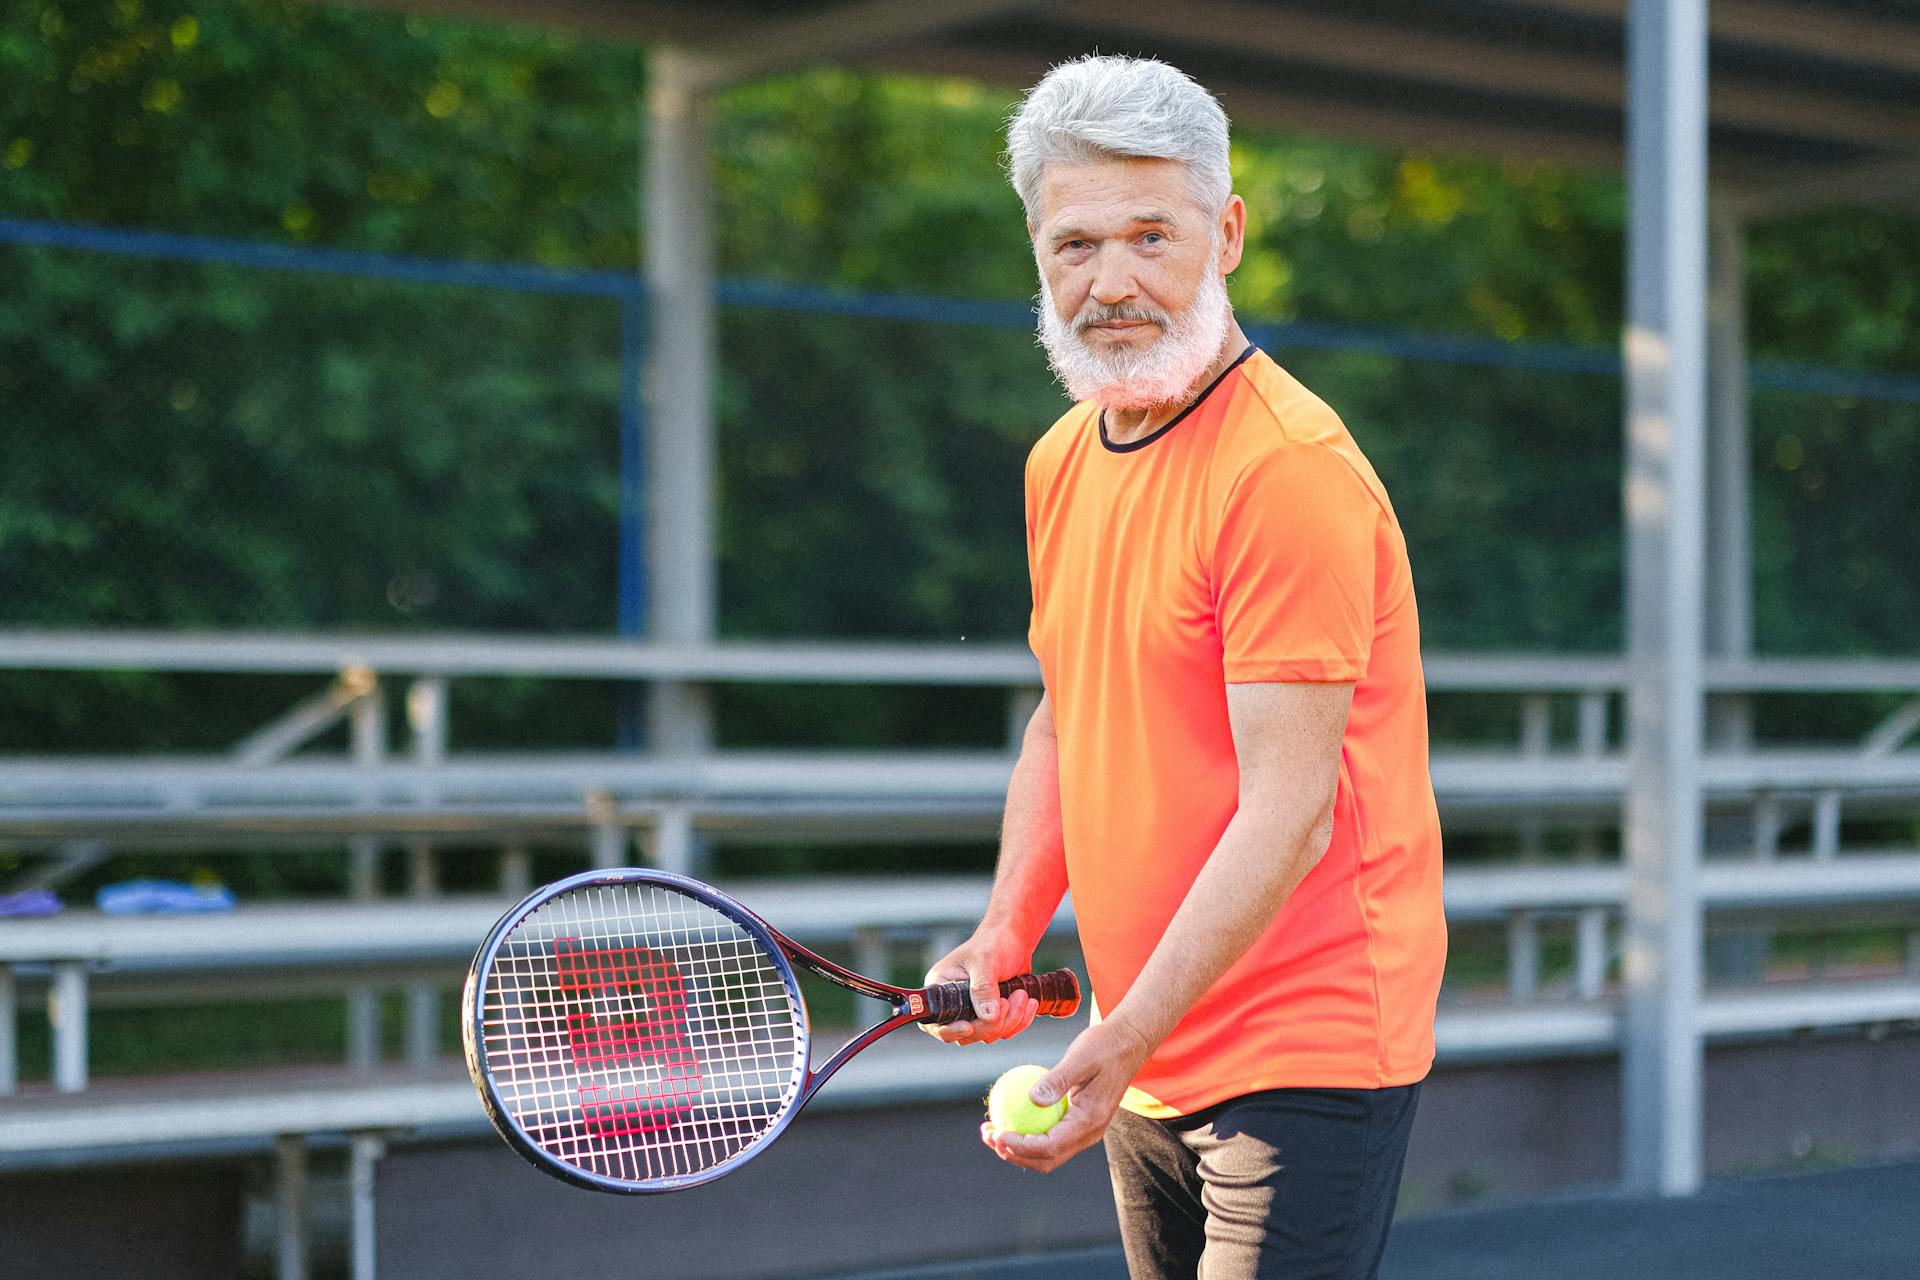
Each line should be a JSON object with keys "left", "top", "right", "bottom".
{"left": 349, "top": 682, "right": 386, "bottom": 1073}
{"left": 1577, "top": 692, "right": 1610, "bottom": 758}
{"left": 404, "top": 986, "right": 438, "bottom": 1067}
{"left": 926, "top": 927, "right": 966, "bottom": 977}
{"left": 1007, "top": 687, "right": 1043, "bottom": 753}
{"left": 348, "top": 684, "right": 387, "bottom": 898}
{"left": 648, "top": 806, "right": 696, "bottom": 876}
{"left": 500, "top": 844, "right": 532, "bottom": 897}
{"left": 349, "top": 1133, "right": 385, "bottom": 1280}
{"left": 1620, "top": 0, "right": 1710, "bottom": 1198}
{"left": 349, "top": 673, "right": 387, "bottom": 773}
{"left": 0, "top": 965, "right": 16, "bottom": 1095}
{"left": 589, "top": 792, "right": 625, "bottom": 869}
{"left": 643, "top": 49, "right": 717, "bottom": 759}
{"left": 49, "top": 961, "right": 87, "bottom": 1093}
{"left": 1577, "top": 908, "right": 1610, "bottom": 1000}
{"left": 1576, "top": 692, "right": 1610, "bottom": 861}
{"left": 275, "top": 1133, "right": 308, "bottom": 1280}
{"left": 405, "top": 839, "right": 437, "bottom": 898}
{"left": 348, "top": 839, "right": 382, "bottom": 902}
{"left": 405, "top": 680, "right": 444, "bottom": 1064}
{"left": 345, "top": 990, "right": 382, "bottom": 1074}
{"left": 406, "top": 676, "right": 448, "bottom": 766}
{"left": 1811, "top": 792, "right": 1842, "bottom": 860}
{"left": 1520, "top": 694, "right": 1553, "bottom": 756}
{"left": 1753, "top": 794, "right": 1782, "bottom": 860}
{"left": 855, "top": 928, "right": 891, "bottom": 1027}
{"left": 1507, "top": 912, "right": 1540, "bottom": 1003}
{"left": 1519, "top": 694, "right": 1551, "bottom": 857}
{"left": 1705, "top": 213, "right": 1753, "bottom": 750}
{"left": 1702, "top": 213, "right": 1767, "bottom": 984}
{"left": 405, "top": 838, "right": 438, "bottom": 1067}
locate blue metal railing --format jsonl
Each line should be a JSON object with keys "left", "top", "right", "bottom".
{"left": 6, "top": 215, "right": 1916, "bottom": 398}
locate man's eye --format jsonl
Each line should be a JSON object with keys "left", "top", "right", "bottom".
{"left": 1140, "top": 232, "right": 1165, "bottom": 245}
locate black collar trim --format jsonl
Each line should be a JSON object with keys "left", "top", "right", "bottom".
{"left": 1098, "top": 344, "right": 1259, "bottom": 454}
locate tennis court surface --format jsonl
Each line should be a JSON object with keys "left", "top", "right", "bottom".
{"left": 831, "top": 1157, "right": 1920, "bottom": 1280}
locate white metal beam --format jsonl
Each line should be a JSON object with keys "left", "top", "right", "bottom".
{"left": 12, "top": 863, "right": 1920, "bottom": 975}
{"left": 1619, "top": 0, "right": 1710, "bottom": 1198}
{"left": 1697, "top": 981, "right": 1920, "bottom": 1036}
{"left": 7, "top": 632, "right": 1919, "bottom": 693}
{"left": 0, "top": 748, "right": 1916, "bottom": 833}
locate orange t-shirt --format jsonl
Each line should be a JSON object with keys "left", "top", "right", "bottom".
{"left": 1025, "top": 346, "right": 1446, "bottom": 1117}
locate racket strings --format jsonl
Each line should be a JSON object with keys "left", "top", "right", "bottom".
{"left": 480, "top": 881, "right": 804, "bottom": 1184}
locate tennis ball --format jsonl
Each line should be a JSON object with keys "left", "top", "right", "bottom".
{"left": 987, "top": 1064, "right": 1066, "bottom": 1135}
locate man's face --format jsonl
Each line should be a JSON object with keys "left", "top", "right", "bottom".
{"left": 1030, "top": 156, "right": 1244, "bottom": 411}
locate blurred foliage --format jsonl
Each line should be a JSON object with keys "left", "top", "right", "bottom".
{"left": 11, "top": 996, "right": 353, "bottom": 1080}
{"left": 1749, "top": 390, "right": 1920, "bottom": 655}
{"left": 0, "top": 0, "right": 1916, "bottom": 771}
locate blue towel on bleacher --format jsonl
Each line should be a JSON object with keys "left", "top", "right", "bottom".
{"left": 96, "top": 879, "right": 236, "bottom": 914}
{"left": 0, "top": 888, "right": 61, "bottom": 917}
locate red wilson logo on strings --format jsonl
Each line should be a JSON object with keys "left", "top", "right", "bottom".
{"left": 553, "top": 937, "right": 702, "bottom": 1136}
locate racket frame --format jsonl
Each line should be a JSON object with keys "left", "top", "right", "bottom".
{"left": 462, "top": 867, "right": 812, "bottom": 1194}
{"left": 464, "top": 867, "right": 991, "bottom": 1194}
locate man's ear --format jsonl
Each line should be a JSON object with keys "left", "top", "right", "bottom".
{"left": 1218, "top": 195, "right": 1247, "bottom": 275}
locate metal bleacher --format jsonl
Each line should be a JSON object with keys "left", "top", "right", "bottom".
{"left": 2, "top": 632, "right": 1919, "bottom": 1276}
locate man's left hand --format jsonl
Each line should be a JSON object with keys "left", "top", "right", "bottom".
{"left": 981, "top": 1016, "right": 1153, "bottom": 1174}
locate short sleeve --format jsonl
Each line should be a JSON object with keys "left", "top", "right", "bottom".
{"left": 1213, "top": 444, "right": 1378, "bottom": 683}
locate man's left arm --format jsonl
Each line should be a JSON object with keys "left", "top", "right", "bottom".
{"left": 984, "top": 678, "right": 1353, "bottom": 1173}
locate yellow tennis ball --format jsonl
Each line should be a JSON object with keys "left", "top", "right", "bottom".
{"left": 987, "top": 1064, "right": 1066, "bottom": 1135}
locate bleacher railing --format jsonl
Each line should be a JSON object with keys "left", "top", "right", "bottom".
{"left": 1, "top": 633, "right": 1917, "bottom": 1110}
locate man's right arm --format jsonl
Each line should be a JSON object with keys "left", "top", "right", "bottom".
{"left": 920, "top": 692, "right": 1069, "bottom": 1045}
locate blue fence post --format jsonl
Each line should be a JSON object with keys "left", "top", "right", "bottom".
{"left": 615, "top": 283, "right": 650, "bottom": 750}
{"left": 617, "top": 284, "right": 648, "bottom": 638}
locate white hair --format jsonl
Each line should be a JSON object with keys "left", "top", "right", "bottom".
{"left": 1005, "top": 55, "right": 1233, "bottom": 226}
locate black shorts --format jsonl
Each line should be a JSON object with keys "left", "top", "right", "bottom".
{"left": 1102, "top": 1083, "right": 1420, "bottom": 1280}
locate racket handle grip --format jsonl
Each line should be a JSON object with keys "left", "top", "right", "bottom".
{"left": 919, "top": 969, "right": 1081, "bottom": 1024}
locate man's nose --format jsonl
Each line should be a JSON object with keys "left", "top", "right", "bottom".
{"left": 1088, "top": 245, "right": 1136, "bottom": 306}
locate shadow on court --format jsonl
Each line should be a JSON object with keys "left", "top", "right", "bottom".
{"left": 830, "top": 1158, "right": 1920, "bottom": 1280}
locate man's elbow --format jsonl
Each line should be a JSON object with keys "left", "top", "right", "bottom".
{"left": 1240, "top": 774, "right": 1338, "bottom": 866}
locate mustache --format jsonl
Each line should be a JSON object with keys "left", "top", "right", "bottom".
{"left": 1073, "top": 302, "right": 1170, "bottom": 332}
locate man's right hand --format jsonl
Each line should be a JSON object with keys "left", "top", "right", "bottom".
{"left": 919, "top": 933, "right": 1043, "bottom": 1046}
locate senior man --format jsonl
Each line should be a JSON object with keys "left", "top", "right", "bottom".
{"left": 924, "top": 56, "right": 1446, "bottom": 1279}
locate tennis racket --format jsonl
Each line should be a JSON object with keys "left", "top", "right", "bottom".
{"left": 462, "top": 867, "right": 1080, "bottom": 1193}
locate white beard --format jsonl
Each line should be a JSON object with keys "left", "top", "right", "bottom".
{"left": 1036, "top": 266, "right": 1233, "bottom": 413}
